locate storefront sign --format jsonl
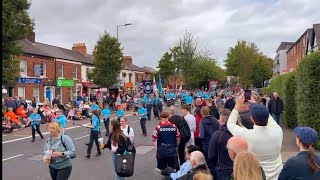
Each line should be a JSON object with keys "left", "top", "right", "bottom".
{"left": 17, "top": 78, "right": 41, "bottom": 84}
{"left": 56, "top": 79, "right": 74, "bottom": 87}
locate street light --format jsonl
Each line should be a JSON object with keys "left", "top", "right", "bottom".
{"left": 116, "top": 23, "right": 132, "bottom": 40}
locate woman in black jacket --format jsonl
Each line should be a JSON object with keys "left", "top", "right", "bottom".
{"left": 104, "top": 120, "right": 129, "bottom": 180}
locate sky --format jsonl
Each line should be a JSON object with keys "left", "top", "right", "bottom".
{"left": 28, "top": 0, "right": 320, "bottom": 68}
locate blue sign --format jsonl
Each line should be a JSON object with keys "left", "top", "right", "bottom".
{"left": 17, "top": 78, "right": 41, "bottom": 84}
{"left": 34, "top": 64, "right": 41, "bottom": 77}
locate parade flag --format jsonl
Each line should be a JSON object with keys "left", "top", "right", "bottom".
{"left": 157, "top": 74, "right": 163, "bottom": 95}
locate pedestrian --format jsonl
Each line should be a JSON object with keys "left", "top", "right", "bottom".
{"left": 16, "top": 103, "right": 30, "bottom": 126}
{"left": 120, "top": 117, "right": 134, "bottom": 143}
{"left": 102, "top": 104, "right": 111, "bottom": 136}
{"left": 29, "top": 107, "right": 44, "bottom": 142}
{"left": 116, "top": 106, "right": 125, "bottom": 121}
{"left": 193, "top": 108, "right": 203, "bottom": 153}
{"left": 31, "top": 97, "right": 37, "bottom": 108}
{"left": 268, "top": 92, "right": 284, "bottom": 124}
{"left": 208, "top": 108, "right": 233, "bottom": 180}
{"left": 44, "top": 122, "right": 75, "bottom": 180}
{"left": 153, "top": 94, "right": 160, "bottom": 120}
{"left": 279, "top": 126, "right": 320, "bottom": 180}
{"left": 85, "top": 110, "right": 102, "bottom": 159}
{"left": 199, "top": 106, "right": 219, "bottom": 175}
{"left": 146, "top": 94, "right": 153, "bottom": 120}
{"left": 4, "top": 107, "right": 22, "bottom": 127}
{"left": 152, "top": 111, "right": 180, "bottom": 171}
{"left": 154, "top": 145, "right": 200, "bottom": 179}
{"left": 135, "top": 103, "right": 148, "bottom": 136}
{"left": 157, "top": 95, "right": 163, "bottom": 114}
{"left": 206, "top": 98, "right": 219, "bottom": 120}
{"left": 224, "top": 94, "right": 235, "bottom": 111}
{"left": 104, "top": 120, "right": 131, "bottom": 180}
{"left": 227, "top": 94, "right": 282, "bottom": 180}
{"left": 233, "top": 152, "right": 264, "bottom": 180}
{"left": 181, "top": 105, "right": 196, "bottom": 146}
{"left": 175, "top": 151, "right": 211, "bottom": 180}
{"left": 54, "top": 110, "right": 67, "bottom": 134}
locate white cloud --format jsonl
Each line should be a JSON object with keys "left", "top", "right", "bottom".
{"left": 28, "top": 0, "right": 320, "bottom": 68}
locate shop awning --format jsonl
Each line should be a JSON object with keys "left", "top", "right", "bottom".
{"left": 82, "top": 82, "right": 91, "bottom": 87}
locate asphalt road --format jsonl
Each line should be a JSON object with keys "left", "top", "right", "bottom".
{"left": 2, "top": 102, "right": 301, "bottom": 180}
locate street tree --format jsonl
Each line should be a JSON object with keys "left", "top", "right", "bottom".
{"left": 224, "top": 40, "right": 272, "bottom": 88}
{"left": 89, "top": 32, "right": 123, "bottom": 87}
{"left": 2, "top": 0, "right": 34, "bottom": 87}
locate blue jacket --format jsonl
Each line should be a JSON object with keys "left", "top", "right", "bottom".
{"left": 199, "top": 116, "right": 219, "bottom": 152}
{"left": 54, "top": 115, "right": 67, "bottom": 128}
{"left": 29, "top": 113, "right": 41, "bottom": 126}
{"left": 208, "top": 125, "right": 233, "bottom": 171}
{"left": 278, "top": 151, "right": 320, "bottom": 180}
{"left": 101, "top": 108, "right": 111, "bottom": 119}
{"left": 170, "top": 160, "right": 192, "bottom": 179}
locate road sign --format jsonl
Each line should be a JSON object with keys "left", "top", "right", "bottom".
{"left": 56, "top": 79, "right": 74, "bottom": 87}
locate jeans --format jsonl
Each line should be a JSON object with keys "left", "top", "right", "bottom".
{"left": 204, "top": 149, "right": 216, "bottom": 176}
{"left": 87, "top": 130, "right": 101, "bottom": 156}
{"left": 271, "top": 113, "right": 281, "bottom": 124}
{"left": 157, "top": 103, "right": 163, "bottom": 113}
{"left": 104, "top": 118, "right": 110, "bottom": 135}
{"left": 49, "top": 165, "right": 72, "bottom": 180}
{"left": 140, "top": 118, "right": 147, "bottom": 134}
{"left": 215, "top": 169, "right": 233, "bottom": 180}
{"left": 31, "top": 124, "right": 43, "bottom": 140}
{"left": 153, "top": 105, "right": 159, "bottom": 118}
{"left": 146, "top": 104, "right": 152, "bottom": 120}
{"left": 111, "top": 153, "right": 126, "bottom": 180}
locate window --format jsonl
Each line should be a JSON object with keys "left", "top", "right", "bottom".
{"left": 20, "top": 60, "right": 27, "bottom": 76}
{"left": 34, "top": 63, "right": 46, "bottom": 77}
{"left": 33, "top": 87, "right": 40, "bottom": 102}
{"left": 129, "top": 73, "right": 132, "bottom": 82}
{"left": 55, "top": 88, "right": 62, "bottom": 102}
{"left": 67, "top": 88, "right": 73, "bottom": 102}
{"left": 86, "top": 68, "right": 90, "bottom": 81}
{"left": 58, "top": 64, "right": 63, "bottom": 78}
{"left": 122, "top": 72, "right": 127, "bottom": 78}
{"left": 17, "top": 87, "right": 25, "bottom": 98}
{"left": 72, "top": 67, "right": 77, "bottom": 79}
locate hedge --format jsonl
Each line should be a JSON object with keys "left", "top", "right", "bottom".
{"left": 296, "top": 51, "right": 320, "bottom": 148}
{"left": 283, "top": 72, "right": 297, "bottom": 129}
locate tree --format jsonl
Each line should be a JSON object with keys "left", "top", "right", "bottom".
{"left": 89, "top": 32, "right": 123, "bottom": 87}
{"left": 2, "top": 0, "right": 34, "bottom": 87}
{"left": 224, "top": 40, "right": 272, "bottom": 88}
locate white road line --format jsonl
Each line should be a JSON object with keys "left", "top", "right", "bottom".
{"left": 2, "top": 154, "right": 24, "bottom": 162}
{"left": 74, "top": 134, "right": 90, "bottom": 140}
{"left": 2, "top": 114, "right": 133, "bottom": 144}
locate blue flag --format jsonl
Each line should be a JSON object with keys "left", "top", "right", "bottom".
{"left": 158, "top": 74, "right": 163, "bottom": 95}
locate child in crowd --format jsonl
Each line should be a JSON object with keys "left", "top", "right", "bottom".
{"left": 29, "top": 107, "right": 43, "bottom": 142}
{"left": 115, "top": 106, "right": 125, "bottom": 121}
{"left": 67, "top": 105, "right": 75, "bottom": 122}
{"left": 4, "top": 107, "right": 22, "bottom": 127}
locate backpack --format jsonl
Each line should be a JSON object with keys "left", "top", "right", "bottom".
{"left": 178, "top": 117, "right": 191, "bottom": 142}
{"left": 115, "top": 135, "right": 136, "bottom": 177}
{"left": 127, "top": 125, "right": 131, "bottom": 135}
{"left": 61, "top": 135, "right": 76, "bottom": 159}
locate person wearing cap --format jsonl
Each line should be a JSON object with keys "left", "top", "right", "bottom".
{"left": 279, "top": 127, "right": 320, "bottom": 180}
{"left": 227, "top": 93, "right": 283, "bottom": 180}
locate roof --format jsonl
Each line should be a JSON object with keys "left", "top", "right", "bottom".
{"left": 276, "top": 42, "right": 294, "bottom": 52}
{"left": 123, "top": 63, "right": 145, "bottom": 72}
{"left": 19, "top": 39, "right": 93, "bottom": 64}
{"left": 142, "top": 66, "right": 157, "bottom": 73}
{"left": 313, "top": 24, "right": 320, "bottom": 47}
{"left": 287, "top": 28, "right": 313, "bottom": 53}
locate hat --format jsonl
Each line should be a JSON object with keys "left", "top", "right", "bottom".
{"left": 293, "top": 127, "right": 318, "bottom": 145}
{"left": 249, "top": 103, "right": 269, "bottom": 122}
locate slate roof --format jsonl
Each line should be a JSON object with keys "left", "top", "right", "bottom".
{"left": 276, "top": 42, "right": 294, "bottom": 52}
{"left": 123, "top": 63, "right": 145, "bottom": 72}
{"left": 19, "top": 39, "right": 93, "bottom": 64}
{"left": 141, "top": 66, "right": 157, "bottom": 73}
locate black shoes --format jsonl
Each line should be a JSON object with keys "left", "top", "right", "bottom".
{"left": 31, "top": 139, "right": 35, "bottom": 142}
{"left": 40, "top": 135, "right": 44, "bottom": 139}
{"left": 85, "top": 143, "right": 89, "bottom": 146}
{"left": 96, "top": 153, "right": 101, "bottom": 157}
{"left": 85, "top": 155, "right": 90, "bottom": 159}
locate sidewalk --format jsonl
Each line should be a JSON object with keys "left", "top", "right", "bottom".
{"left": 280, "top": 124, "right": 299, "bottom": 162}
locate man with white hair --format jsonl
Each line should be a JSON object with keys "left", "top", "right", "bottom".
{"left": 177, "top": 151, "right": 211, "bottom": 180}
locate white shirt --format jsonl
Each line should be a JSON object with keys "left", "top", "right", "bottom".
{"left": 121, "top": 125, "right": 134, "bottom": 143}
{"left": 227, "top": 109, "right": 283, "bottom": 180}
{"left": 184, "top": 113, "right": 196, "bottom": 139}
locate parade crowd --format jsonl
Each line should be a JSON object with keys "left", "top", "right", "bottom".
{"left": 2, "top": 89, "right": 320, "bottom": 180}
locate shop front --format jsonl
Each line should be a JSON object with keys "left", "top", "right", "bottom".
{"left": 56, "top": 79, "right": 75, "bottom": 104}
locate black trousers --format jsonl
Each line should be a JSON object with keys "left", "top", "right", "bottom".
{"left": 178, "top": 138, "right": 188, "bottom": 166}
{"left": 157, "top": 155, "right": 179, "bottom": 170}
{"left": 157, "top": 103, "right": 163, "bottom": 113}
{"left": 153, "top": 104, "right": 159, "bottom": 118}
{"left": 49, "top": 165, "right": 72, "bottom": 180}
{"left": 103, "top": 118, "right": 110, "bottom": 136}
{"left": 146, "top": 104, "right": 152, "bottom": 120}
{"left": 87, "top": 130, "right": 101, "bottom": 156}
{"left": 31, "top": 124, "right": 43, "bottom": 140}
{"left": 140, "top": 118, "right": 147, "bottom": 134}
{"left": 195, "top": 138, "right": 203, "bottom": 152}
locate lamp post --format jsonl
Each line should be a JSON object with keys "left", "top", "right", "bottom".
{"left": 116, "top": 23, "right": 132, "bottom": 40}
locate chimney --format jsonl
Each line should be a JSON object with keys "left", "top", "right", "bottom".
{"left": 26, "top": 31, "right": 35, "bottom": 43}
{"left": 72, "top": 43, "right": 87, "bottom": 55}
{"left": 123, "top": 56, "right": 132, "bottom": 64}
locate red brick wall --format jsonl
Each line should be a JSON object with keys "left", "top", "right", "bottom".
{"left": 14, "top": 55, "right": 82, "bottom": 104}
{"left": 286, "top": 34, "right": 307, "bottom": 71}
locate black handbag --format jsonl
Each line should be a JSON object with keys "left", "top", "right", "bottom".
{"left": 115, "top": 152, "right": 135, "bottom": 177}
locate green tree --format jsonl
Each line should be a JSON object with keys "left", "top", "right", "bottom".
{"left": 2, "top": 0, "right": 34, "bottom": 87}
{"left": 224, "top": 40, "right": 272, "bottom": 88}
{"left": 89, "top": 32, "right": 123, "bottom": 87}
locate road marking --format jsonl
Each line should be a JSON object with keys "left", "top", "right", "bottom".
{"left": 2, "top": 154, "right": 24, "bottom": 162}
{"left": 131, "top": 120, "right": 140, "bottom": 124}
{"left": 73, "top": 130, "right": 106, "bottom": 141}
{"left": 2, "top": 114, "right": 133, "bottom": 144}
{"left": 14, "top": 135, "right": 32, "bottom": 137}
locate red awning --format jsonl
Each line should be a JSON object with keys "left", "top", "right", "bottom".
{"left": 82, "top": 82, "right": 91, "bottom": 87}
